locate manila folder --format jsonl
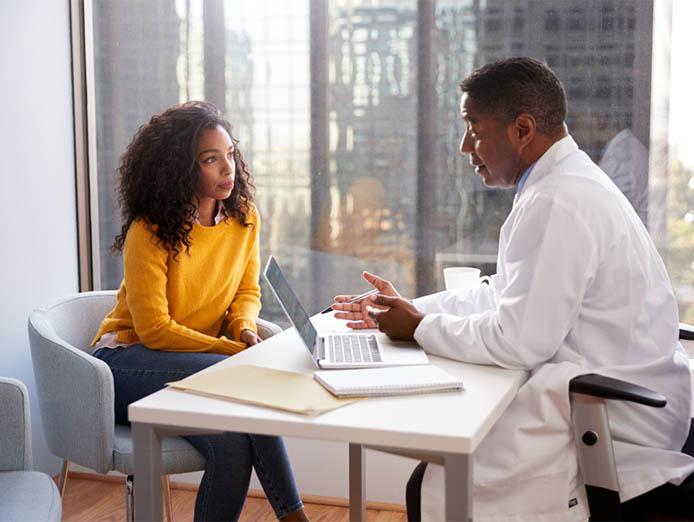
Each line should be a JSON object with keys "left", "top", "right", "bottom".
{"left": 167, "top": 364, "right": 360, "bottom": 415}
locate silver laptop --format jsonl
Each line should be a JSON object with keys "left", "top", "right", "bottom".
{"left": 263, "top": 256, "right": 429, "bottom": 369}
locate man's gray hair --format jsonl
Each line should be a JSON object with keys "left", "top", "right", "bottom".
{"left": 460, "top": 57, "right": 567, "bottom": 136}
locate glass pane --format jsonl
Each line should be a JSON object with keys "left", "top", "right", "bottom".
{"left": 91, "top": 0, "right": 693, "bottom": 326}
{"left": 92, "top": 1, "right": 181, "bottom": 288}
{"left": 324, "top": 0, "right": 418, "bottom": 308}
{"left": 667, "top": 0, "right": 694, "bottom": 324}
{"left": 434, "top": 0, "right": 653, "bottom": 284}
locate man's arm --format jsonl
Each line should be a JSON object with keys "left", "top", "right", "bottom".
{"left": 412, "top": 195, "right": 597, "bottom": 370}
{"left": 333, "top": 269, "right": 501, "bottom": 333}
{"left": 413, "top": 274, "right": 502, "bottom": 316}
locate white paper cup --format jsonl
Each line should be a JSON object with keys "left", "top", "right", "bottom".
{"left": 443, "top": 267, "right": 482, "bottom": 291}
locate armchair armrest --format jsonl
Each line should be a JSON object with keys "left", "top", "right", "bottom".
{"left": 0, "top": 377, "right": 32, "bottom": 471}
{"left": 569, "top": 373, "right": 666, "bottom": 408}
{"left": 568, "top": 373, "right": 667, "bottom": 520}
{"left": 257, "top": 317, "right": 283, "bottom": 340}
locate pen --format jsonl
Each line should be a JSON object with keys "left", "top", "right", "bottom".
{"left": 320, "top": 288, "right": 379, "bottom": 314}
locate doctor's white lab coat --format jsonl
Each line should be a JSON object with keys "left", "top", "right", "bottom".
{"left": 413, "top": 135, "right": 694, "bottom": 521}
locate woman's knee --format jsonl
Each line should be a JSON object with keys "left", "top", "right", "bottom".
{"left": 167, "top": 351, "right": 228, "bottom": 374}
{"left": 187, "top": 432, "right": 253, "bottom": 467}
{"left": 248, "top": 434, "right": 291, "bottom": 464}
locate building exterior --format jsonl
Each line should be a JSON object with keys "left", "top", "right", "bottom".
{"left": 92, "top": 0, "right": 658, "bottom": 310}
{"left": 93, "top": 1, "right": 181, "bottom": 289}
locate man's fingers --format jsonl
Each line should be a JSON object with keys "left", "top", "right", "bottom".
{"left": 332, "top": 296, "right": 389, "bottom": 313}
{"left": 346, "top": 321, "right": 373, "bottom": 330}
{"left": 334, "top": 295, "right": 357, "bottom": 303}
{"left": 367, "top": 301, "right": 391, "bottom": 311}
{"left": 332, "top": 302, "right": 364, "bottom": 313}
{"left": 363, "top": 271, "right": 391, "bottom": 292}
{"left": 334, "top": 311, "right": 365, "bottom": 321}
{"left": 373, "top": 294, "right": 401, "bottom": 307}
{"left": 366, "top": 308, "right": 381, "bottom": 320}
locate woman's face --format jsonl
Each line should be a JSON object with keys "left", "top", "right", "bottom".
{"left": 195, "top": 125, "right": 236, "bottom": 202}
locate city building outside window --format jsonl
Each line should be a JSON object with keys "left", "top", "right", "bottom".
{"left": 87, "top": 0, "right": 694, "bottom": 327}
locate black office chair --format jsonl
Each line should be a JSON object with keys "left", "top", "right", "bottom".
{"left": 405, "top": 323, "right": 694, "bottom": 522}
{"left": 570, "top": 323, "right": 694, "bottom": 522}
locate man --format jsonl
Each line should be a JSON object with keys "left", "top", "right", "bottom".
{"left": 598, "top": 125, "right": 649, "bottom": 224}
{"left": 332, "top": 57, "right": 694, "bottom": 521}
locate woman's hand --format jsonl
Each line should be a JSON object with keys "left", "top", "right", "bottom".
{"left": 240, "top": 329, "right": 261, "bottom": 346}
{"left": 332, "top": 271, "right": 403, "bottom": 330}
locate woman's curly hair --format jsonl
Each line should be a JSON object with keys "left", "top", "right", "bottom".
{"left": 113, "top": 101, "right": 255, "bottom": 257}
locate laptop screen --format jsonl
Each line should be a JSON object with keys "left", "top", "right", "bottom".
{"left": 263, "top": 256, "right": 318, "bottom": 356}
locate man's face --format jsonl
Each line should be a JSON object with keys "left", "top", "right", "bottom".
{"left": 459, "top": 93, "right": 524, "bottom": 188}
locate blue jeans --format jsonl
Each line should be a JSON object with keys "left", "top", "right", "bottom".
{"left": 94, "top": 344, "right": 303, "bottom": 521}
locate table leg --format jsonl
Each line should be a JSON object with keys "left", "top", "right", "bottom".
{"left": 349, "top": 443, "right": 366, "bottom": 522}
{"left": 444, "top": 453, "right": 472, "bottom": 522}
{"left": 132, "top": 422, "right": 163, "bottom": 522}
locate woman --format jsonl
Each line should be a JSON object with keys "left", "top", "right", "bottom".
{"left": 91, "top": 101, "right": 307, "bottom": 521}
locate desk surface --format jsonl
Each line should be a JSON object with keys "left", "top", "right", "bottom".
{"left": 129, "top": 314, "right": 526, "bottom": 454}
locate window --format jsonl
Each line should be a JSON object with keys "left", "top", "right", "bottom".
{"left": 86, "top": 0, "right": 694, "bottom": 324}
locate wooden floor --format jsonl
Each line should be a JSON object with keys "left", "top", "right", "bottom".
{"left": 61, "top": 476, "right": 408, "bottom": 522}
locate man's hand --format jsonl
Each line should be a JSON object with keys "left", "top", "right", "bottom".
{"left": 368, "top": 295, "right": 425, "bottom": 341}
{"left": 332, "top": 271, "right": 403, "bottom": 330}
{"left": 240, "top": 329, "right": 260, "bottom": 346}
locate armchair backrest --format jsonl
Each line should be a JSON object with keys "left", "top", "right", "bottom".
{"left": 27, "top": 291, "right": 118, "bottom": 473}
{"left": 0, "top": 377, "right": 31, "bottom": 472}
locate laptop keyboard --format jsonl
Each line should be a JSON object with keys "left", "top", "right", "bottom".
{"left": 328, "top": 334, "right": 382, "bottom": 363}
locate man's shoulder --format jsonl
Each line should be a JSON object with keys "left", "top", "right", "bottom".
{"left": 514, "top": 161, "right": 628, "bottom": 236}
{"left": 543, "top": 148, "right": 617, "bottom": 193}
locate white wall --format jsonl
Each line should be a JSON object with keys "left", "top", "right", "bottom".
{"left": 0, "top": 1, "right": 78, "bottom": 475}
{"left": 269, "top": 439, "right": 417, "bottom": 505}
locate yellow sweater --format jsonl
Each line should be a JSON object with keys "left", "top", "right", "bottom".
{"left": 91, "top": 209, "right": 261, "bottom": 355}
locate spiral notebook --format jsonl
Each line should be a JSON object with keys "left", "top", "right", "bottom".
{"left": 314, "top": 364, "right": 464, "bottom": 398}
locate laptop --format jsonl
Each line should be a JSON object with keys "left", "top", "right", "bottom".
{"left": 263, "top": 256, "right": 430, "bottom": 369}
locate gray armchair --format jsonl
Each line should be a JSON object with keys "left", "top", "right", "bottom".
{"left": 28, "top": 290, "right": 283, "bottom": 521}
{"left": 0, "top": 377, "right": 62, "bottom": 521}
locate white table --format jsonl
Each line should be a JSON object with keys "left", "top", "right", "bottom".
{"left": 129, "top": 314, "right": 526, "bottom": 521}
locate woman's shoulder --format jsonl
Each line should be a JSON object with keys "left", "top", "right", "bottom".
{"left": 223, "top": 201, "right": 259, "bottom": 227}
{"left": 126, "top": 218, "right": 156, "bottom": 236}
{"left": 124, "top": 218, "right": 164, "bottom": 250}
{"left": 247, "top": 202, "right": 259, "bottom": 223}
